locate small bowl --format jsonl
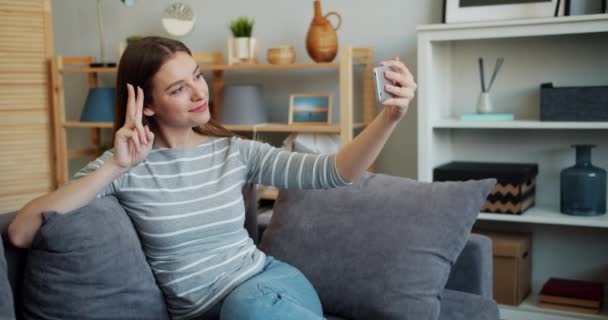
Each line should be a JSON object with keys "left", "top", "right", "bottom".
{"left": 267, "top": 46, "right": 296, "bottom": 64}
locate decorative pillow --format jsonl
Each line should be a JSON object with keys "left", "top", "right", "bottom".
{"left": 23, "top": 197, "right": 169, "bottom": 320}
{"left": 0, "top": 231, "right": 15, "bottom": 320}
{"left": 259, "top": 173, "right": 495, "bottom": 320}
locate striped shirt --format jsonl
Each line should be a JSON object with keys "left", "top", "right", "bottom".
{"left": 73, "top": 136, "right": 350, "bottom": 319}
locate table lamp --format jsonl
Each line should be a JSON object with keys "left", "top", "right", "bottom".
{"left": 221, "top": 84, "right": 267, "bottom": 124}
{"left": 80, "top": 87, "right": 115, "bottom": 122}
{"left": 91, "top": 0, "right": 136, "bottom": 67}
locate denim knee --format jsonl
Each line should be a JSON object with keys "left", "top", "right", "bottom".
{"left": 219, "top": 257, "right": 323, "bottom": 320}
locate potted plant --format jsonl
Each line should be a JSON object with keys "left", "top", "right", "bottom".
{"left": 118, "top": 35, "right": 145, "bottom": 58}
{"left": 126, "top": 35, "right": 144, "bottom": 45}
{"left": 228, "top": 16, "right": 257, "bottom": 64}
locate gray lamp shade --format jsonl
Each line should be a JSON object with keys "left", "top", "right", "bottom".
{"left": 80, "top": 87, "right": 115, "bottom": 122}
{"left": 221, "top": 84, "right": 267, "bottom": 124}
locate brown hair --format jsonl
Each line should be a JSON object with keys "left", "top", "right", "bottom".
{"left": 114, "top": 36, "right": 235, "bottom": 143}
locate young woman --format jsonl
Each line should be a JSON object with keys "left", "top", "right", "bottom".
{"left": 9, "top": 37, "right": 416, "bottom": 320}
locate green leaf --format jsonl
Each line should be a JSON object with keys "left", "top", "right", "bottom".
{"left": 229, "top": 16, "right": 255, "bottom": 37}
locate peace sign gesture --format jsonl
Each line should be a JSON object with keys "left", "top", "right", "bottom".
{"left": 112, "top": 83, "right": 155, "bottom": 169}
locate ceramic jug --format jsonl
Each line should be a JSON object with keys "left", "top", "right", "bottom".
{"left": 306, "top": 0, "right": 342, "bottom": 62}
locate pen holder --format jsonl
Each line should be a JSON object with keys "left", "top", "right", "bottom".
{"left": 476, "top": 92, "right": 493, "bottom": 113}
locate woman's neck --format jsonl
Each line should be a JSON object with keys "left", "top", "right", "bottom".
{"left": 153, "top": 126, "right": 208, "bottom": 149}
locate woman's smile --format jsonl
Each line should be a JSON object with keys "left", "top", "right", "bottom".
{"left": 189, "top": 102, "right": 208, "bottom": 113}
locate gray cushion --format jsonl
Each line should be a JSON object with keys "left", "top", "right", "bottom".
{"left": 22, "top": 197, "right": 169, "bottom": 320}
{"left": 0, "top": 231, "right": 15, "bottom": 320}
{"left": 259, "top": 173, "right": 495, "bottom": 320}
{"left": 439, "top": 289, "right": 499, "bottom": 320}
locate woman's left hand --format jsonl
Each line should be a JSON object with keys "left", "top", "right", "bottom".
{"left": 381, "top": 56, "right": 417, "bottom": 122}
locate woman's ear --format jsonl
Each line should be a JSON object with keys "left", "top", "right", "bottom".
{"left": 143, "top": 106, "right": 155, "bottom": 117}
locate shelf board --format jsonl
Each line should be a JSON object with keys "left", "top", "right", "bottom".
{"left": 59, "top": 62, "right": 344, "bottom": 74}
{"left": 433, "top": 119, "right": 608, "bottom": 130}
{"left": 417, "top": 14, "right": 608, "bottom": 37}
{"left": 62, "top": 121, "right": 366, "bottom": 133}
{"left": 225, "top": 122, "right": 367, "bottom": 133}
{"left": 61, "top": 67, "right": 117, "bottom": 73}
{"left": 67, "top": 147, "right": 96, "bottom": 159}
{"left": 478, "top": 206, "right": 608, "bottom": 228}
{"left": 64, "top": 121, "right": 113, "bottom": 128}
{"left": 499, "top": 293, "right": 608, "bottom": 320}
{"left": 199, "top": 62, "right": 339, "bottom": 71}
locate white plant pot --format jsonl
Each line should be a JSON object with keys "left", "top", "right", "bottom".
{"left": 234, "top": 37, "right": 257, "bottom": 60}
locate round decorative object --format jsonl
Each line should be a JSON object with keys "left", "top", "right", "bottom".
{"left": 121, "top": 0, "right": 136, "bottom": 7}
{"left": 161, "top": 2, "right": 196, "bottom": 37}
{"left": 267, "top": 46, "right": 296, "bottom": 64}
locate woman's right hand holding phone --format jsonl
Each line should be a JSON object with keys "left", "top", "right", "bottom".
{"left": 111, "top": 83, "right": 154, "bottom": 170}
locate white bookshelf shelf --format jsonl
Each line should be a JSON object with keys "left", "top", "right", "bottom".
{"left": 432, "top": 120, "right": 608, "bottom": 130}
{"left": 500, "top": 293, "right": 608, "bottom": 320}
{"left": 416, "top": 14, "right": 608, "bottom": 40}
{"left": 478, "top": 207, "right": 608, "bottom": 228}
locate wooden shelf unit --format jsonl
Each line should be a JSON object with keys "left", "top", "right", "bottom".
{"left": 51, "top": 46, "right": 375, "bottom": 186}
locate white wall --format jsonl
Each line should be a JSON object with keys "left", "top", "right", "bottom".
{"left": 52, "top": 0, "right": 444, "bottom": 178}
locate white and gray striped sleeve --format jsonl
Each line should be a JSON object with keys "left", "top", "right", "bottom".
{"left": 70, "top": 149, "right": 120, "bottom": 197}
{"left": 235, "top": 137, "right": 351, "bottom": 190}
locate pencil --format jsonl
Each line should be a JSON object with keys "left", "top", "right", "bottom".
{"left": 478, "top": 57, "right": 486, "bottom": 93}
{"left": 487, "top": 57, "right": 504, "bottom": 92}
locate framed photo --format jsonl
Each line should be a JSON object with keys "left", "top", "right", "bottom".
{"left": 443, "top": 0, "right": 565, "bottom": 24}
{"left": 565, "top": 0, "right": 606, "bottom": 15}
{"left": 288, "top": 94, "right": 332, "bottom": 125}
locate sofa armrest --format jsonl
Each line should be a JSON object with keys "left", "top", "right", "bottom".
{"left": 1, "top": 211, "right": 24, "bottom": 320}
{"left": 445, "top": 233, "right": 493, "bottom": 298}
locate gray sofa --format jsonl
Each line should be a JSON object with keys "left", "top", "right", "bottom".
{"left": 0, "top": 181, "right": 499, "bottom": 320}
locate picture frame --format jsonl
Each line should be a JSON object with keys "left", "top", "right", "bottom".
{"left": 565, "top": 0, "right": 606, "bottom": 15}
{"left": 443, "top": 0, "right": 565, "bottom": 24}
{"left": 288, "top": 94, "right": 332, "bottom": 125}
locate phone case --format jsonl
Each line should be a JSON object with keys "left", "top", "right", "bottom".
{"left": 373, "top": 66, "right": 393, "bottom": 103}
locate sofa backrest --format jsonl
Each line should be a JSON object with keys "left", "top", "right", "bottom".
{"left": 0, "top": 184, "right": 258, "bottom": 319}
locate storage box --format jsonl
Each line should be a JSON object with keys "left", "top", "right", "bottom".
{"left": 540, "top": 82, "right": 608, "bottom": 121}
{"left": 433, "top": 162, "right": 538, "bottom": 214}
{"left": 475, "top": 230, "right": 532, "bottom": 306}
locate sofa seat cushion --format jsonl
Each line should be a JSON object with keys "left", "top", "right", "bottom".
{"left": 322, "top": 289, "right": 500, "bottom": 320}
{"left": 22, "top": 196, "right": 169, "bottom": 320}
{"left": 260, "top": 173, "right": 495, "bottom": 320}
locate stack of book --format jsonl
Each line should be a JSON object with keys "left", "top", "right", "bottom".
{"left": 538, "top": 278, "right": 604, "bottom": 315}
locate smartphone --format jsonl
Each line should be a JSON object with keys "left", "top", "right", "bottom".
{"left": 373, "top": 65, "right": 393, "bottom": 104}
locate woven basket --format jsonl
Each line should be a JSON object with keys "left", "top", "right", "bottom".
{"left": 267, "top": 46, "right": 296, "bottom": 64}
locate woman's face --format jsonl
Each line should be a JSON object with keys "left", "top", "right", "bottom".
{"left": 143, "top": 51, "right": 210, "bottom": 129}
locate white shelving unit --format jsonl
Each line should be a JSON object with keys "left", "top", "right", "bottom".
{"left": 434, "top": 120, "right": 608, "bottom": 130}
{"left": 479, "top": 206, "right": 608, "bottom": 228}
{"left": 417, "top": 14, "right": 608, "bottom": 320}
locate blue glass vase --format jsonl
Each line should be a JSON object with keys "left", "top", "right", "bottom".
{"left": 560, "top": 145, "right": 606, "bottom": 216}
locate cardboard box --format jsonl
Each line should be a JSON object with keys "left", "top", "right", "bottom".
{"left": 475, "top": 230, "right": 532, "bottom": 305}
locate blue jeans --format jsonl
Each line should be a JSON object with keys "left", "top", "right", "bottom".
{"left": 200, "top": 256, "right": 324, "bottom": 320}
